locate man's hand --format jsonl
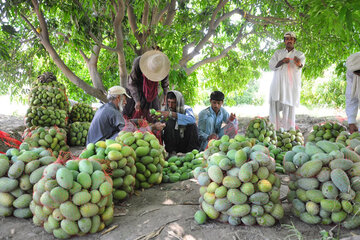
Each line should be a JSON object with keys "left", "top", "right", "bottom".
{"left": 283, "top": 58, "right": 290, "bottom": 64}
{"left": 294, "top": 56, "right": 302, "bottom": 67}
{"left": 229, "top": 113, "right": 236, "bottom": 122}
{"left": 135, "top": 102, "right": 141, "bottom": 111}
{"left": 349, "top": 123, "right": 358, "bottom": 134}
{"left": 153, "top": 122, "right": 166, "bottom": 131}
{"left": 208, "top": 133, "right": 218, "bottom": 140}
{"left": 158, "top": 111, "right": 170, "bottom": 119}
{"left": 276, "top": 58, "right": 290, "bottom": 68}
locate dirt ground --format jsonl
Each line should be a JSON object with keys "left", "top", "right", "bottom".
{"left": 0, "top": 114, "right": 359, "bottom": 240}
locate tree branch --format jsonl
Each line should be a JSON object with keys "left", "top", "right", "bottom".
{"left": 18, "top": 36, "right": 37, "bottom": 44}
{"left": 209, "top": 0, "right": 228, "bottom": 28}
{"left": 19, "top": 13, "right": 40, "bottom": 38}
{"left": 127, "top": 2, "right": 143, "bottom": 45}
{"left": 184, "top": 25, "right": 250, "bottom": 75}
{"left": 142, "top": 1, "right": 149, "bottom": 27}
{"left": 27, "top": 0, "right": 107, "bottom": 102}
{"left": 163, "top": 0, "right": 176, "bottom": 26}
{"left": 89, "top": 32, "right": 117, "bottom": 52}
{"left": 283, "top": 0, "right": 306, "bottom": 17}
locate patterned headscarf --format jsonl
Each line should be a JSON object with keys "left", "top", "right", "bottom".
{"left": 167, "top": 90, "right": 186, "bottom": 138}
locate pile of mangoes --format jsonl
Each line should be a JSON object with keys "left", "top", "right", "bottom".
{"left": 194, "top": 142, "right": 284, "bottom": 226}
{"left": 162, "top": 150, "right": 203, "bottom": 183}
{"left": 267, "top": 128, "right": 305, "bottom": 173}
{"left": 30, "top": 159, "right": 114, "bottom": 238}
{"left": 336, "top": 131, "right": 360, "bottom": 147}
{"left": 115, "top": 131, "right": 166, "bottom": 189}
{"left": 0, "top": 143, "right": 56, "bottom": 218}
{"left": 25, "top": 73, "right": 69, "bottom": 130}
{"left": 79, "top": 140, "right": 137, "bottom": 201}
{"left": 23, "top": 126, "right": 69, "bottom": 157}
{"left": 284, "top": 139, "right": 360, "bottom": 228}
{"left": 33, "top": 80, "right": 66, "bottom": 91}
{"left": 245, "top": 117, "right": 277, "bottom": 146}
{"left": 307, "top": 121, "right": 346, "bottom": 143}
{"left": 276, "top": 128, "right": 304, "bottom": 151}
{"left": 69, "top": 103, "right": 95, "bottom": 123}
{"left": 25, "top": 106, "right": 68, "bottom": 128}
{"left": 29, "top": 85, "right": 69, "bottom": 112}
{"left": 68, "top": 122, "right": 91, "bottom": 146}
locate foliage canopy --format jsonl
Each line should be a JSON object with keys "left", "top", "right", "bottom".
{"left": 0, "top": 0, "right": 359, "bottom": 107}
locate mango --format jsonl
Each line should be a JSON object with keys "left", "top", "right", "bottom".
{"left": 331, "top": 168, "right": 350, "bottom": 193}
{"left": 299, "top": 212, "right": 321, "bottom": 224}
{"left": 298, "top": 159, "right": 322, "bottom": 177}
{"left": 0, "top": 177, "right": 18, "bottom": 192}
{"left": 320, "top": 199, "right": 341, "bottom": 212}
{"left": 227, "top": 189, "right": 247, "bottom": 205}
{"left": 227, "top": 204, "right": 251, "bottom": 217}
{"left": 194, "top": 210, "right": 207, "bottom": 224}
{"left": 56, "top": 168, "right": 74, "bottom": 190}
{"left": 201, "top": 201, "right": 219, "bottom": 219}
{"left": 60, "top": 201, "right": 81, "bottom": 221}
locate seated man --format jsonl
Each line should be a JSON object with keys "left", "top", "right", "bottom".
{"left": 87, "top": 86, "right": 129, "bottom": 144}
{"left": 198, "top": 91, "right": 237, "bottom": 151}
{"left": 154, "top": 91, "right": 199, "bottom": 154}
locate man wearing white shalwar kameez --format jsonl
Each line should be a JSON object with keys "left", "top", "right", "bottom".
{"left": 345, "top": 52, "right": 360, "bottom": 133}
{"left": 269, "top": 32, "right": 305, "bottom": 130}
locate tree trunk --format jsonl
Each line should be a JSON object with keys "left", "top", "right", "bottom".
{"left": 88, "top": 45, "right": 106, "bottom": 93}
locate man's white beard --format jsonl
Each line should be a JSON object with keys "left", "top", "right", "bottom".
{"left": 118, "top": 99, "right": 124, "bottom": 112}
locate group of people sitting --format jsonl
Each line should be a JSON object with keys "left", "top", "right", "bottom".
{"left": 86, "top": 50, "right": 237, "bottom": 155}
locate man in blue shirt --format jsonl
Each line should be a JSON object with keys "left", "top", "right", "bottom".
{"left": 87, "top": 86, "right": 129, "bottom": 144}
{"left": 198, "top": 91, "right": 237, "bottom": 151}
{"left": 154, "top": 90, "right": 199, "bottom": 154}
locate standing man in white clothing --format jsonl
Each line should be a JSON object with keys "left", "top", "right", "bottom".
{"left": 269, "top": 32, "right": 305, "bottom": 130}
{"left": 345, "top": 52, "right": 360, "bottom": 133}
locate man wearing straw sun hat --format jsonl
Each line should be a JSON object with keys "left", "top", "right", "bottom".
{"left": 269, "top": 31, "right": 305, "bottom": 131}
{"left": 123, "top": 49, "right": 170, "bottom": 121}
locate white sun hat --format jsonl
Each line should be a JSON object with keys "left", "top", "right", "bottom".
{"left": 108, "top": 86, "right": 131, "bottom": 98}
{"left": 139, "top": 50, "right": 170, "bottom": 82}
{"left": 284, "top": 32, "right": 296, "bottom": 38}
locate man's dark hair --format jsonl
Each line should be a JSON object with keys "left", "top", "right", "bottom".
{"left": 210, "top": 91, "right": 224, "bottom": 101}
{"left": 167, "top": 92, "right": 176, "bottom": 100}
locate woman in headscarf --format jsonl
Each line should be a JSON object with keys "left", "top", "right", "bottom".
{"left": 155, "top": 90, "right": 200, "bottom": 155}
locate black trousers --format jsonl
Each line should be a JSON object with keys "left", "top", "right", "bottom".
{"left": 163, "top": 119, "right": 200, "bottom": 153}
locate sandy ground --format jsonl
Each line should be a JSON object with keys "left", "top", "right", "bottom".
{"left": 0, "top": 113, "right": 359, "bottom": 240}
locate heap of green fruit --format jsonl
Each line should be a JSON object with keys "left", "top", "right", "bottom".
{"left": 79, "top": 140, "right": 137, "bottom": 201}
{"left": 245, "top": 117, "right": 277, "bottom": 146}
{"left": 30, "top": 159, "right": 114, "bottom": 238}
{"left": 25, "top": 106, "right": 68, "bottom": 128}
{"left": 25, "top": 72, "right": 69, "bottom": 129}
{"left": 267, "top": 128, "right": 305, "bottom": 173}
{"left": 68, "top": 122, "right": 91, "bottom": 146}
{"left": 115, "top": 131, "right": 166, "bottom": 189}
{"left": 276, "top": 128, "right": 304, "bottom": 151}
{"left": 162, "top": 150, "right": 203, "bottom": 183}
{"left": 307, "top": 121, "right": 346, "bottom": 143}
{"left": 29, "top": 85, "right": 69, "bottom": 112}
{"left": 194, "top": 141, "right": 284, "bottom": 226}
{"left": 284, "top": 139, "right": 360, "bottom": 228}
{"left": 23, "top": 126, "right": 69, "bottom": 157}
{"left": 0, "top": 143, "right": 56, "bottom": 218}
{"left": 336, "top": 131, "right": 360, "bottom": 147}
{"left": 69, "top": 103, "right": 95, "bottom": 123}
